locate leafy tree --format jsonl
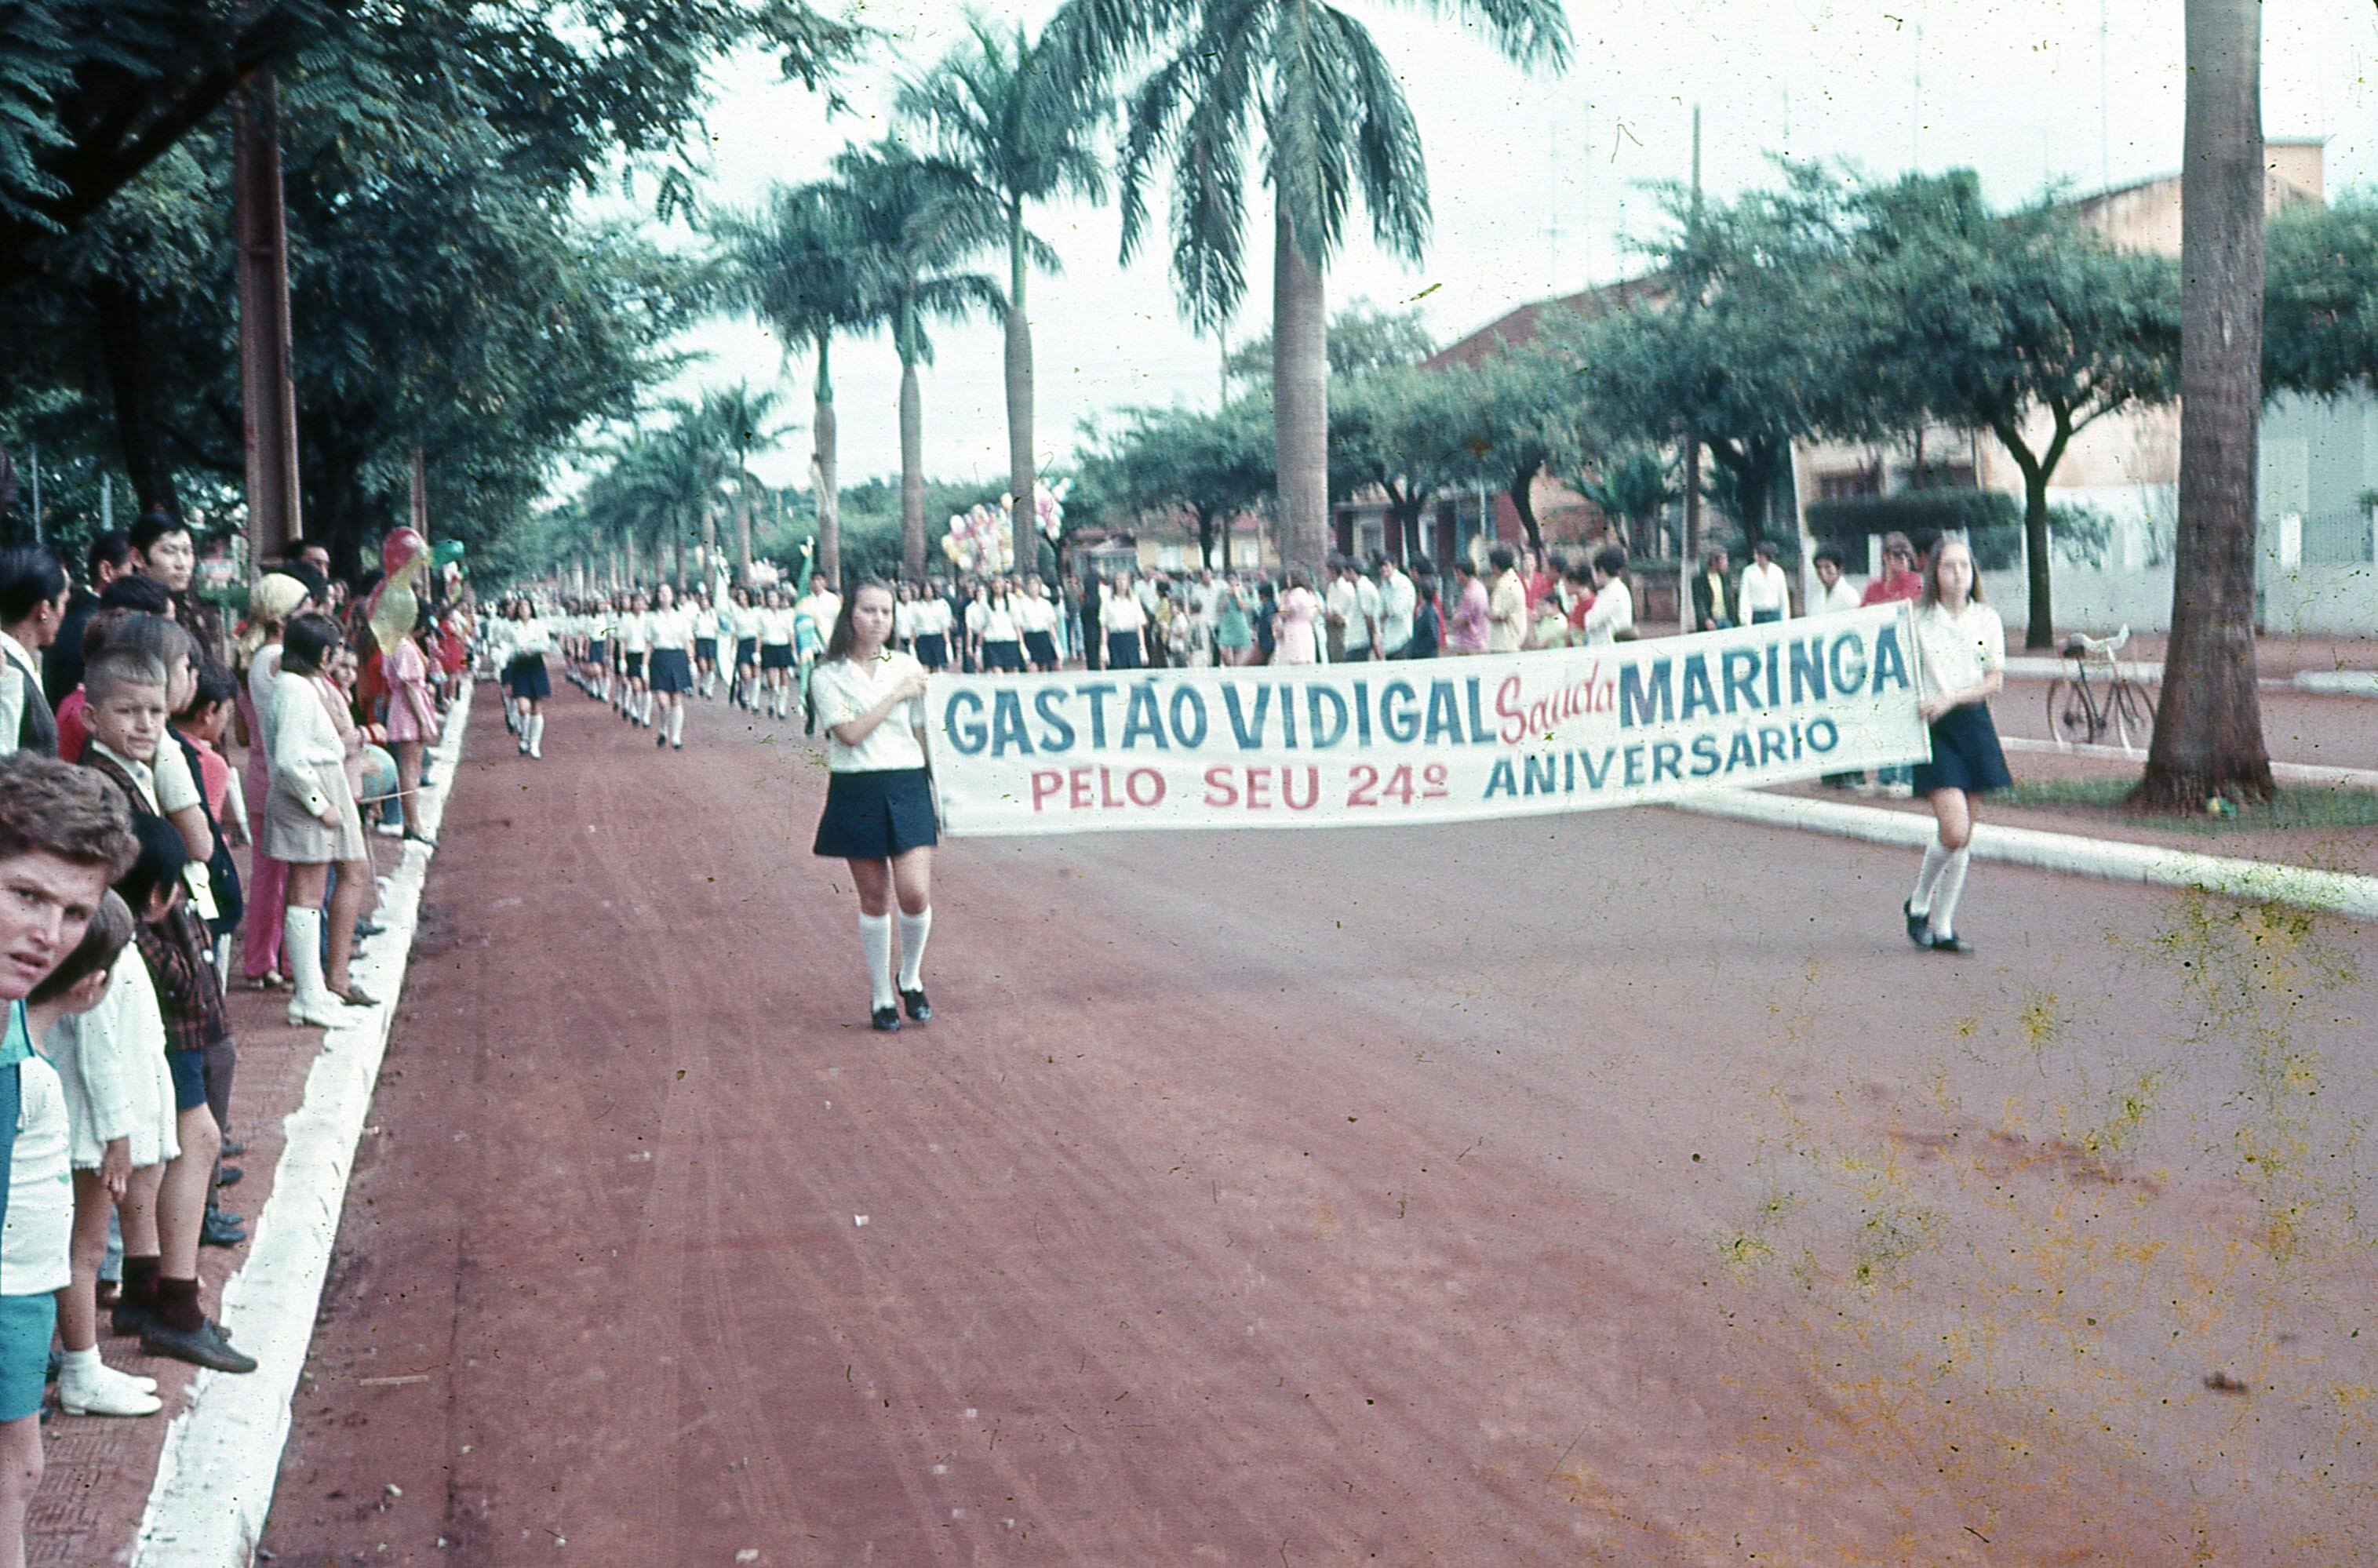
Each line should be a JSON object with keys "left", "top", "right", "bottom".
{"left": 0, "top": 0, "right": 861, "bottom": 289}
{"left": 898, "top": 19, "right": 1107, "bottom": 586}
{"left": 2136, "top": 0, "right": 2274, "bottom": 809}
{"left": 696, "top": 383, "right": 795, "bottom": 584}
{"left": 832, "top": 139, "right": 1004, "bottom": 578}
{"left": 1044, "top": 0, "right": 1568, "bottom": 574}
{"left": 716, "top": 180, "right": 879, "bottom": 588}
{"left": 2263, "top": 191, "right": 2378, "bottom": 398}
{"left": 1078, "top": 399, "right": 1273, "bottom": 569}
{"left": 1328, "top": 363, "right": 1489, "bottom": 560}
{"left": 1571, "top": 448, "right": 1673, "bottom": 552}
{"left": 1831, "top": 171, "right": 2180, "bottom": 649}
{"left": 1224, "top": 297, "right": 1434, "bottom": 389}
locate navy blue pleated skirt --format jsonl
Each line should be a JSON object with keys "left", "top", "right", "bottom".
{"left": 504, "top": 656, "right": 552, "bottom": 700}
{"left": 1023, "top": 630, "right": 1059, "bottom": 668}
{"left": 1913, "top": 702, "right": 2012, "bottom": 796}
{"left": 734, "top": 637, "right": 758, "bottom": 667}
{"left": 650, "top": 647, "right": 694, "bottom": 693}
{"left": 813, "top": 768, "right": 939, "bottom": 860}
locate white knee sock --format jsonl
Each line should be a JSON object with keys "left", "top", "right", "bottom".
{"left": 668, "top": 703, "right": 685, "bottom": 745}
{"left": 1909, "top": 842, "right": 1952, "bottom": 915}
{"left": 1928, "top": 848, "right": 1972, "bottom": 938}
{"left": 526, "top": 713, "right": 545, "bottom": 755}
{"left": 858, "top": 913, "right": 896, "bottom": 1010}
{"left": 896, "top": 909, "right": 931, "bottom": 991}
{"left": 285, "top": 908, "right": 329, "bottom": 1003}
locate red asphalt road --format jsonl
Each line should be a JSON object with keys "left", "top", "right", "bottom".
{"left": 264, "top": 679, "right": 2378, "bottom": 1566}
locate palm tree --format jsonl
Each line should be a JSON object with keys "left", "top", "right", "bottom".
{"left": 697, "top": 383, "right": 793, "bottom": 585}
{"left": 2133, "top": 0, "right": 2275, "bottom": 809}
{"left": 716, "top": 184, "right": 874, "bottom": 588}
{"left": 832, "top": 138, "right": 1004, "bottom": 578}
{"left": 1046, "top": 0, "right": 1568, "bottom": 572}
{"left": 899, "top": 20, "right": 1106, "bottom": 581}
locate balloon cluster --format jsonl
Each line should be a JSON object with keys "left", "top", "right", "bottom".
{"left": 938, "top": 480, "right": 1070, "bottom": 577}
{"left": 366, "top": 527, "right": 428, "bottom": 651}
{"left": 940, "top": 502, "right": 1013, "bottom": 576}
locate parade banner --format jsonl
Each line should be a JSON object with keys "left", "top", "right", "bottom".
{"left": 930, "top": 605, "right": 1928, "bottom": 836}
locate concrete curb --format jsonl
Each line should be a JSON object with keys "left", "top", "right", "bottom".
{"left": 2296, "top": 671, "right": 2378, "bottom": 698}
{"left": 129, "top": 689, "right": 473, "bottom": 1568}
{"left": 1995, "top": 734, "right": 2378, "bottom": 790}
{"left": 1666, "top": 785, "right": 2378, "bottom": 922}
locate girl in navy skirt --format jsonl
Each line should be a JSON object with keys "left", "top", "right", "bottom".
{"left": 617, "top": 591, "right": 651, "bottom": 726}
{"left": 810, "top": 581, "right": 938, "bottom": 1031}
{"left": 1903, "top": 537, "right": 2010, "bottom": 955}
{"left": 759, "top": 588, "right": 798, "bottom": 720}
{"left": 498, "top": 600, "right": 555, "bottom": 759}
{"left": 646, "top": 583, "right": 696, "bottom": 750}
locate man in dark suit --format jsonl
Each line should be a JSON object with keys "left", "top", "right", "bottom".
{"left": 44, "top": 531, "right": 131, "bottom": 708}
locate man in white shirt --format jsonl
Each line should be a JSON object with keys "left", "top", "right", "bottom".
{"left": 1811, "top": 547, "right": 1864, "bottom": 616}
{"left": 1575, "top": 546, "right": 1634, "bottom": 646}
{"left": 1376, "top": 558, "right": 1417, "bottom": 659}
{"left": 793, "top": 573, "right": 843, "bottom": 646}
{"left": 1739, "top": 540, "right": 1793, "bottom": 624}
{"left": 1327, "top": 558, "right": 1382, "bottom": 662}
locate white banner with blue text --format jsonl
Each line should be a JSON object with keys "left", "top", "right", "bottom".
{"left": 929, "top": 605, "right": 1928, "bottom": 835}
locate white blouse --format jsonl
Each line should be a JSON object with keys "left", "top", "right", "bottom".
{"left": 267, "top": 668, "right": 348, "bottom": 817}
{"left": 810, "top": 651, "right": 929, "bottom": 773}
{"left": 1914, "top": 600, "right": 2005, "bottom": 704}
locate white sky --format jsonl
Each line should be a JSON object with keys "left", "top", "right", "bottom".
{"left": 624, "top": 0, "right": 2376, "bottom": 492}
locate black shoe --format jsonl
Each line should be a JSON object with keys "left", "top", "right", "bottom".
{"left": 1928, "top": 932, "right": 1974, "bottom": 955}
{"left": 216, "top": 1166, "right": 243, "bottom": 1189}
{"left": 202, "top": 1206, "right": 247, "bottom": 1248}
{"left": 141, "top": 1318, "right": 257, "bottom": 1374}
{"left": 870, "top": 1006, "right": 901, "bottom": 1032}
{"left": 109, "top": 1300, "right": 155, "bottom": 1338}
{"left": 1903, "top": 899, "right": 1928, "bottom": 948}
{"left": 900, "top": 988, "right": 931, "bottom": 1023}
{"left": 354, "top": 919, "right": 386, "bottom": 939}
{"left": 220, "top": 1139, "right": 246, "bottom": 1158}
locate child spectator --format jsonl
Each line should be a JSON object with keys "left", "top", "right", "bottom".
{"left": 0, "top": 753, "right": 141, "bottom": 1552}
{"left": 113, "top": 817, "right": 252, "bottom": 1371}
{"left": 28, "top": 892, "right": 162, "bottom": 1416}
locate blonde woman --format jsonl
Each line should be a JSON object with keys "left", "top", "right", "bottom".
{"left": 235, "top": 574, "right": 310, "bottom": 990}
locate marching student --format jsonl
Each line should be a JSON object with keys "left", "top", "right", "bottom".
{"left": 498, "top": 599, "right": 555, "bottom": 759}
{"left": 646, "top": 583, "right": 696, "bottom": 750}
{"left": 616, "top": 591, "right": 652, "bottom": 727}
{"left": 792, "top": 576, "right": 838, "bottom": 736}
{"left": 729, "top": 588, "right": 762, "bottom": 709}
{"left": 1902, "top": 537, "right": 2009, "bottom": 955}
{"left": 971, "top": 579, "right": 1023, "bottom": 673}
{"left": 809, "top": 582, "right": 937, "bottom": 1032}
{"left": 1017, "top": 577, "right": 1062, "bottom": 671}
{"left": 909, "top": 580, "right": 953, "bottom": 672}
{"left": 691, "top": 588, "right": 722, "bottom": 701}
{"left": 758, "top": 588, "right": 797, "bottom": 720}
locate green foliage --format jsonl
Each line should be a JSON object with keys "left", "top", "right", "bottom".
{"left": 2264, "top": 190, "right": 2378, "bottom": 399}
{"left": 1571, "top": 447, "right": 1673, "bottom": 547}
{"left": 1805, "top": 489, "right": 2023, "bottom": 571}
{"left": 1044, "top": 0, "right": 1569, "bottom": 333}
{"left": 1076, "top": 398, "right": 1273, "bottom": 564}
{"left": 1226, "top": 297, "right": 1435, "bottom": 387}
{"left": 2045, "top": 501, "right": 2114, "bottom": 568}
{"left": 1327, "top": 363, "right": 1493, "bottom": 551}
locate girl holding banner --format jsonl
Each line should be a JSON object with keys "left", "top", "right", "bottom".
{"left": 1903, "top": 537, "right": 2010, "bottom": 955}
{"left": 810, "top": 583, "right": 938, "bottom": 1031}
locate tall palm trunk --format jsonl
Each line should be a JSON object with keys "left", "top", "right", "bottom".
{"left": 673, "top": 522, "right": 686, "bottom": 589}
{"left": 2134, "top": 0, "right": 2274, "bottom": 808}
{"left": 734, "top": 469, "right": 755, "bottom": 585}
{"left": 1273, "top": 202, "right": 1329, "bottom": 573}
{"left": 699, "top": 496, "right": 718, "bottom": 581}
{"left": 813, "top": 333, "right": 842, "bottom": 589}
{"left": 898, "top": 297, "right": 927, "bottom": 580}
{"left": 1006, "top": 205, "right": 1038, "bottom": 581}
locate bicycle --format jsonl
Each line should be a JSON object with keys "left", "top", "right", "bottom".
{"left": 2046, "top": 624, "right": 2158, "bottom": 751}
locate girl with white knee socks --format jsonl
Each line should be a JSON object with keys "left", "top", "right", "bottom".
{"left": 807, "top": 582, "right": 938, "bottom": 1031}
{"left": 1903, "top": 537, "right": 2009, "bottom": 955}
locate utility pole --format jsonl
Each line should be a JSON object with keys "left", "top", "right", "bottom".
{"left": 2099, "top": 0, "right": 2111, "bottom": 188}
{"left": 1911, "top": 24, "right": 1924, "bottom": 171}
{"left": 100, "top": 475, "right": 113, "bottom": 533}
{"left": 1679, "top": 103, "right": 1702, "bottom": 631}
{"left": 235, "top": 75, "right": 304, "bottom": 571}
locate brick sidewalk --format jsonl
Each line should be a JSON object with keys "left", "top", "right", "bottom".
{"left": 28, "top": 828, "right": 412, "bottom": 1567}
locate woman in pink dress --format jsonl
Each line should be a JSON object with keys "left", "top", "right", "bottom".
{"left": 379, "top": 614, "right": 438, "bottom": 843}
{"left": 1447, "top": 558, "right": 1491, "bottom": 653}
{"left": 1272, "top": 566, "right": 1322, "bottom": 665}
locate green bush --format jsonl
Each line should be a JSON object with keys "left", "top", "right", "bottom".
{"left": 1805, "top": 489, "right": 2023, "bottom": 571}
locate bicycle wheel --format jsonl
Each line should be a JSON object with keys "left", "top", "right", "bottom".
{"left": 2046, "top": 678, "right": 2092, "bottom": 749}
{"left": 2109, "top": 678, "right": 2157, "bottom": 751}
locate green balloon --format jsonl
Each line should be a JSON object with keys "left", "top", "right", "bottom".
{"left": 432, "top": 539, "right": 467, "bottom": 566}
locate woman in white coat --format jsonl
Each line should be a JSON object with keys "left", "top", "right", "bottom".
{"left": 263, "top": 613, "right": 374, "bottom": 1026}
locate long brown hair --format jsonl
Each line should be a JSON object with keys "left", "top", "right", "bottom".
{"left": 1919, "top": 536, "right": 1985, "bottom": 610}
{"left": 822, "top": 579, "right": 894, "bottom": 664}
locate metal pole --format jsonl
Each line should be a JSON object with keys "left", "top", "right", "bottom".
{"left": 101, "top": 475, "right": 112, "bottom": 532}
{"left": 1680, "top": 104, "right": 1702, "bottom": 633}
{"left": 27, "top": 445, "right": 38, "bottom": 547}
